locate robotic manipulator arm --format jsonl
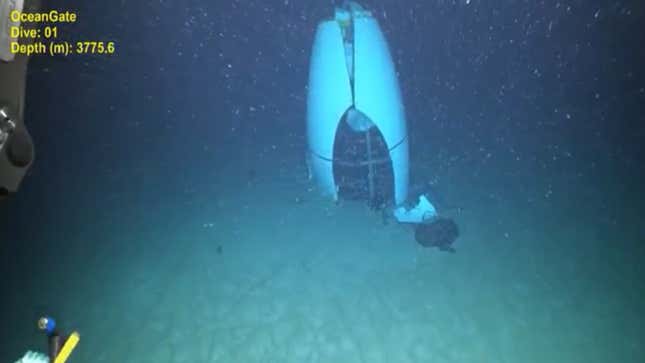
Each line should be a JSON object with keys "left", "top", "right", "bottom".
{"left": 0, "top": 0, "right": 36, "bottom": 200}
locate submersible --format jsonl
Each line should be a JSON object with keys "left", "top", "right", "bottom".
{"left": 306, "top": 1, "right": 409, "bottom": 208}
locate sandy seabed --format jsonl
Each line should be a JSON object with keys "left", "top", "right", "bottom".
{"left": 3, "top": 162, "right": 643, "bottom": 363}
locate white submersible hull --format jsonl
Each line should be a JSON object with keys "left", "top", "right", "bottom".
{"left": 306, "top": 2, "right": 409, "bottom": 207}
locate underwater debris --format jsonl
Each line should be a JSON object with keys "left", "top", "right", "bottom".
{"left": 414, "top": 217, "right": 459, "bottom": 253}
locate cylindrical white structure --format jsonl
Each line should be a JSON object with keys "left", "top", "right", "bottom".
{"left": 306, "top": 3, "right": 409, "bottom": 206}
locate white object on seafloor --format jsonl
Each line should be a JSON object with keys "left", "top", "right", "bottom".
{"left": 306, "top": 1, "right": 410, "bottom": 205}
{"left": 14, "top": 351, "right": 48, "bottom": 363}
{"left": 393, "top": 194, "right": 438, "bottom": 224}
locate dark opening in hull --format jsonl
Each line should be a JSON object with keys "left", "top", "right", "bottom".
{"left": 332, "top": 111, "right": 394, "bottom": 209}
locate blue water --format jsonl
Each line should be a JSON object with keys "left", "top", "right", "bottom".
{"left": 1, "top": 1, "right": 644, "bottom": 362}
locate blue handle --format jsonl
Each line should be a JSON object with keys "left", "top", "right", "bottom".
{"left": 38, "top": 316, "right": 56, "bottom": 334}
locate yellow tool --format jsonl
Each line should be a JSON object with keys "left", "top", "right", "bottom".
{"left": 53, "top": 331, "right": 80, "bottom": 363}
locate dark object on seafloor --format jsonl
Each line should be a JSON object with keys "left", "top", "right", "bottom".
{"left": 414, "top": 217, "right": 459, "bottom": 253}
